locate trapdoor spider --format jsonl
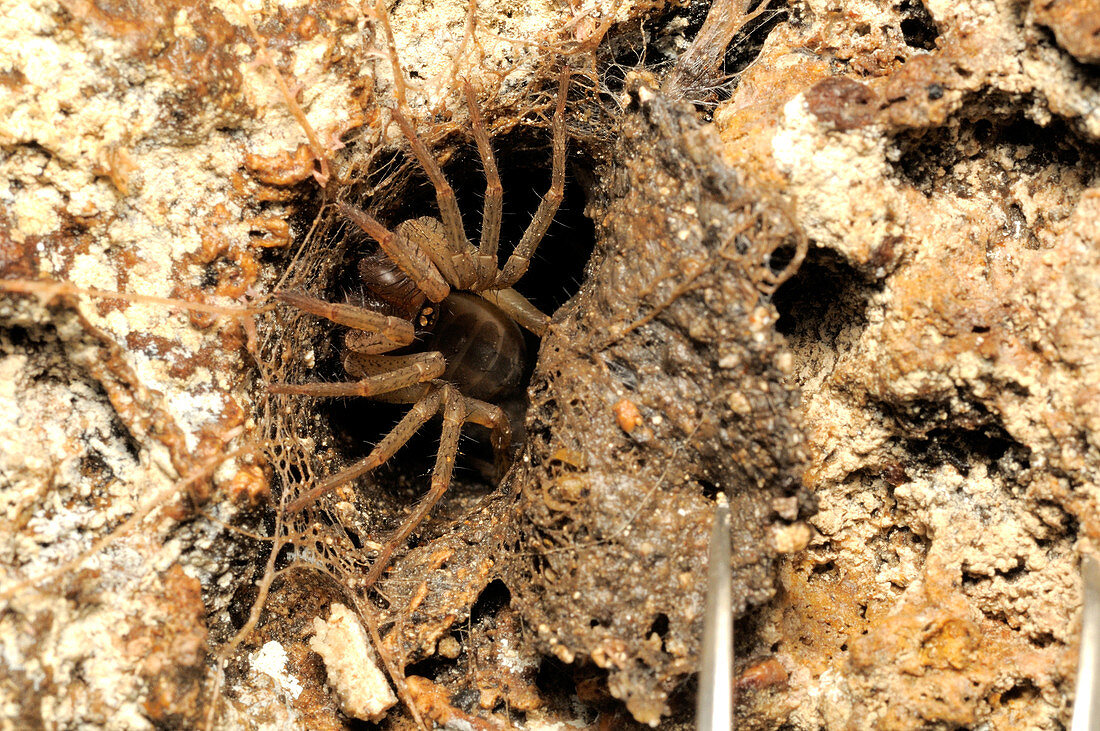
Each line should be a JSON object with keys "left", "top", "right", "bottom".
{"left": 271, "top": 69, "right": 571, "bottom": 589}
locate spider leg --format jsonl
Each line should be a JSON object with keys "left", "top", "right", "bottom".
{"left": 494, "top": 67, "right": 571, "bottom": 289}
{"left": 390, "top": 106, "right": 480, "bottom": 289}
{"left": 344, "top": 351, "right": 442, "bottom": 378}
{"left": 268, "top": 352, "right": 444, "bottom": 398}
{"left": 395, "top": 216, "right": 466, "bottom": 290}
{"left": 464, "top": 81, "right": 503, "bottom": 289}
{"left": 275, "top": 290, "right": 415, "bottom": 353}
{"left": 284, "top": 386, "right": 446, "bottom": 512}
{"left": 362, "top": 383, "right": 465, "bottom": 589}
{"left": 464, "top": 397, "right": 513, "bottom": 474}
{"left": 477, "top": 287, "right": 550, "bottom": 336}
{"left": 337, "top": 201, "right": 450, "bottom": 303}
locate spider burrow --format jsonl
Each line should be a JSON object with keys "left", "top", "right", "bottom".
{"left": 269, "top": 67, "right": 572, "bottom": 590}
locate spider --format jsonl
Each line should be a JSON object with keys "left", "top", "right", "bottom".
{"left": 270, "top": 69, "right": 571, "bottom": 589}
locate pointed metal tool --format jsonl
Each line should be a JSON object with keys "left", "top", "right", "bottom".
{"left": 1072, "top": 554, "right": 1100, "bottom": 731}
{"left": 698, "top": 494, "right": 733, "bottom": 731}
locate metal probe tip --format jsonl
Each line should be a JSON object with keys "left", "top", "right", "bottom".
{"left": 1072, "top": 554, "right": 1100, "bottom": 731}
{"left": 698, "top": 493, "right": 733, "bottom": 731}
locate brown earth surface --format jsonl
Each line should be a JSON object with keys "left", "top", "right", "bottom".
{"left": 2, "top": 0, "right": 1098, "bottom": 729}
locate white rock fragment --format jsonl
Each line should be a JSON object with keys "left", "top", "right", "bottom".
{"left": 309, "top": 603, "right": 397, "bottom": 723}
{"left": 251, "top": 641, "right": 304, "bottom": 700}
{"left": 771, "top": 522, "right": 812, "bottom": 554}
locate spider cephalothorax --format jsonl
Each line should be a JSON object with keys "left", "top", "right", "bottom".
{"left": 271, "top": 69, "right": 571, "bottom": 589}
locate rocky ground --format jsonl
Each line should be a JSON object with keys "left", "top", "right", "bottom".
{"left": 1, "top": 0, "right": 1098, "bottom": 729}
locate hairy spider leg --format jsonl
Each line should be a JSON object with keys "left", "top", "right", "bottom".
{"left": 346, "top": 352, "right": 512, "bottom": 460}
{"left": 463, "top": 80, "right": 503, "bottom": 289}
{"left": 393, "top": 217, "right": 466, "bottom": 292}
{"left": 343, "top": 206, "right": 548, "bottom": 337}
{"left": 390, "top": 107, "right": 481, "bottom": 290}
{"left": 464, "top": 397, "right": 513, "bottom": 472}
{"left": 337, "top": 187, "right": 547, "bottom": 337}
{"left": 268, "top": 353, "right": 444, "bottom": 398}
{"left": 267, "top": 291, "right": 445, "bottom": 397}
{"left": 284, "top": 385, "right": 445, "bottom": 512}
{"left": 360, "top": 382, "right": 466, "bottom": 589}
{"left": 280, "top": 376, "right": 512, "bottom": 588}
{"left": 273, "top": 290, "right": 415, "bottom": 352}
{"left": 336, "top": 201, "right": 450, "bottom": 303}
{"left": 493, "top": 67, "right": 571, "bottom": 290}
{"left": 477, "top": 287, "right": 550, "bottom": 337}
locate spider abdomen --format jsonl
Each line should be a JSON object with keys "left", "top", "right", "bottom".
{"left": 429, "top": 292, "right": 526, "bottom": 402}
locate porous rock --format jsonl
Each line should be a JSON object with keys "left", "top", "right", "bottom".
{"left": 309, "top": 603, "right": 396, "bottom": 722}
{"left": 715, "top": 0, "right": 1100, "bottom": 727}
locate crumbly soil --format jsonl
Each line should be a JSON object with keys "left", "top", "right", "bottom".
{"left": 2, "top": 0, "right": 1099, "bottom": 729}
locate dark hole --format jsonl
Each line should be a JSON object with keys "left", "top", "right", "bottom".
{"left": 1001, "top": 679, "right": 1039, "bottom": 704}
{"left": 274, "top": 541, "right": 295, "bottom": 569}
{"left": 649, "top": 613, "right": 670, "bottom": 639}
{"left": 470, "top": 579, "right": 512, "bottom": 625}
{"left": 721, "top": 2, "right": 788, "bottom": 82}
{"left": 1004, "top": 117, "right": 1081, "bottom": 165}
{"left": 899, "top": 0, "right": 939, "bottom": 50}
{"left": 1031, "top": 632, "right": 1055, "bottom": 648}
{"left": 996, "top": 561, "right": 1026, "bottom": 581}
{"left": 199, "top": 266, "right": 219, "bottom": 288}
{"left": 900, "top": 17, "right": 938, "bottom": 50}
{"left": 535, "top": 655, "right": 579, "bottom": 697}
{"left": 766, "top": 243, "right": 797, "bottom": 283}
{"left": 772, "top": 247, "right": 874, "bottom": 359}
{"left": 961, "top": 570, "right": 984, "bottom": 588}
{"left": 403, "top": 653, "right": 455, "bottom": 683}
{"left": 973, "top": 119, "right": 994, "bottom": 143}
{"left": 900, "top": 421, "right": 1030, "bottom": 477}
{"left": 4, "top": 324, "right": 31, "bottom": 348}
{"left": 891, "top": 108, "right": 1088, "bottom": 202}
{"left": 313, "top": 122, "right": 597, "bottom": 512}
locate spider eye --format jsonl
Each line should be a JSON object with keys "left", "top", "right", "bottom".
{"left": 417, "top": 305, "right": 437, "bottom": 331}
